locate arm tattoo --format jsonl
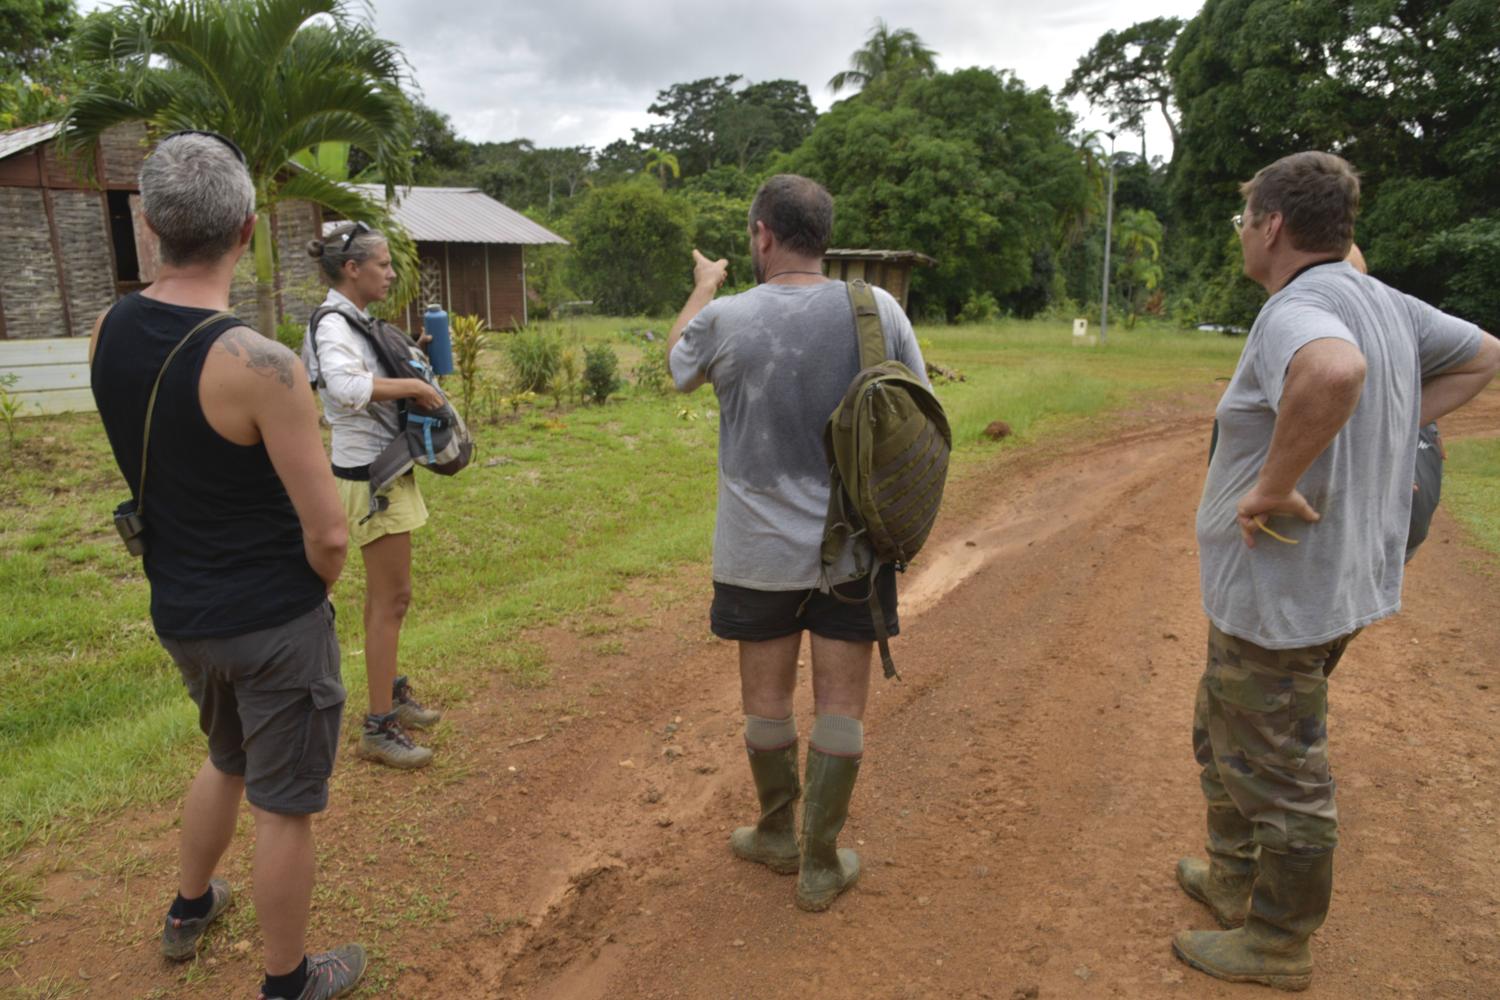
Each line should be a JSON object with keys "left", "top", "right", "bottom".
{"left": 217, "top": 328, "right": 295, "bottom": 389}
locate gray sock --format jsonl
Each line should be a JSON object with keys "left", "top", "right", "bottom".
{"left": 744, "top": 714, "right": 797, "bottom": 751}
{"left": 810, "top": 714, "right": 864, "bottom": 757}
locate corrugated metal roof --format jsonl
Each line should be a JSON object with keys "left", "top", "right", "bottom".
{"left": 0, "top": 122, "right": 61, "bottom": 162}
{"left": 349, "top": 185, "right": 568, "bottom": 245}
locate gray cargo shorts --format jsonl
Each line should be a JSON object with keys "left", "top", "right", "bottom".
{"left": 159, "top": 601, "right": 345, "bottom": 816}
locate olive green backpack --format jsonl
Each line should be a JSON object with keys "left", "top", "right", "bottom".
{"left": 817, "top": 280, "right": 952, "bottom": 679}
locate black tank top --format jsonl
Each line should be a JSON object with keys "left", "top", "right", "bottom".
{"left": 91, "top": 293, "right": 326, "bottom": 638}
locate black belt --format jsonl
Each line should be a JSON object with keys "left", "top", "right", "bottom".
{"left": 332, "top": 463, "right": 371, "bottom": 482}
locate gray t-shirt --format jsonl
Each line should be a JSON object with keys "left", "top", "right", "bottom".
{"left": 670, "top": 280, "right": 927, "bottom": 590}
{"left": 1197, "top": 261, "right": 1484, "bottom": 648}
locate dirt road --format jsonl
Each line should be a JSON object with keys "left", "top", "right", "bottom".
{"left": 10, "top": 388, "right": 1500, "bottom": 999}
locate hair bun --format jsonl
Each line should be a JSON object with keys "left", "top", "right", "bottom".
{"left": 306, "top": 239, "right": 325, "bottom": 259}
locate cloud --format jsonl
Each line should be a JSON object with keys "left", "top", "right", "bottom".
{"left": 375, "top": 0, "right": 1202, "bottom": 152}
{"left": 78, "top": 0, "right": 1198, "bottom": 157}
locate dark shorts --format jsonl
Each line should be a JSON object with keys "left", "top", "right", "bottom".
{"left": 159, "top": 601, "right": 345, "bottom": 816}
{"left": 710, "top": 567, "right": 900, "bottom": 643}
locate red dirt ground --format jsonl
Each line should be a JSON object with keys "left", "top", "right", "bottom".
{"left": 7, "top": 386, "right": 1499, "bottom": 1000}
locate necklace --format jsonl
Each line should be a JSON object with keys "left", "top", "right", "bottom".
{"left": 763, "top": 269, "right": 826, "bottom": 283}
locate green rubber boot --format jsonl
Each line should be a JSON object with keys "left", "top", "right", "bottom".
{"left": 795, "top": 748, "right": 861, "bottom": 912}
{"left": 729, "top": 742, "right": 801, "bottom": 874}
{"left": 1176, "top": 803, "right": 1257, "bottom": 927}
{"left": 1173, "top": 847, "right": 1333, "bottom": 992}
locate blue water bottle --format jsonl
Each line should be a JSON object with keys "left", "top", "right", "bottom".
{"left": 423, "top": 303, "right": 453, "bottom": 376}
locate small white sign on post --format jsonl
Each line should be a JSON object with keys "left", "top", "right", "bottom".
{"left": 1072, "top": 317, "right": 1096, "bottom": 346}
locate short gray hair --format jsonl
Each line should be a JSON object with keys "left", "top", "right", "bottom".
{"left": 749, "top": 174, "right": 834, "bottom": 256}
{"left": 139, "top": 133, "right": 256, "bottom": 266}
{"left": 307, "top": 222, "right": 387, "bottom": 284}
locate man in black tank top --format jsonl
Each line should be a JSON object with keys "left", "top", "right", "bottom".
{"left": 89, "top": 133, "right": 366, "bottom": 1000}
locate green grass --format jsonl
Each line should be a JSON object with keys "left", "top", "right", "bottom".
{"left": 0, "top": 316, "right": 1244, "bottom": 856}
{"left": 1444, "top": 437, "right": 1500, "bottom": 559}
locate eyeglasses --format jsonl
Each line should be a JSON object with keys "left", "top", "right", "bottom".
{"left": 1232, "top": 213, "right": 1245, "bottom": 234}
{"left": 340, "top": 221, "right": 372, "bottom": 253}
{"left": 160, "top": 129, "right": 247, "bottom": 166}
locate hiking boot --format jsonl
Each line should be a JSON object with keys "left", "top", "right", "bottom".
{"left": 357, "top": 712, "right": 433, "bottom": 769}
{"left": 1177, "top": 804, "right": 1257, "bottom": 927}
{"left": 392, "top": 675, "right": 442, "bottom": 730}
{"left": 795, "top": 748, "right": 861, "bottom": 912}
{"left": 258, "top": 944, "right": 367, "bottom": 999}
{"left": 729, "top": 741, "right": 800, "bottom": 874}
{"left": 161, "top": 877, "right": 232, "bottom": 960}
{"left": 1173, "top": 846, "right": 1334, "bottom": 992}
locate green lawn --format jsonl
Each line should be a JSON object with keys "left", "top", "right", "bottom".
{"left": 0, "top": 317, "right": 1245, "bottom": 858}
{"left": 1445, "top": 438, "right": 1500, "bottom": 560}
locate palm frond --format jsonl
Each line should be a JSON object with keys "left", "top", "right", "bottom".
{"left": 274, "top": 169, "right": 420, "bottom": 311}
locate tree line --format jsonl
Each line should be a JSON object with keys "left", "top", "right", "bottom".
{"left": 3, "top": 1, "right": 1493, "bottom": 330}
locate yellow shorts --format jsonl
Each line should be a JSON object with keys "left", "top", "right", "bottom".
{"left": 338, "top": 472, "right": 428, "bottom": 549}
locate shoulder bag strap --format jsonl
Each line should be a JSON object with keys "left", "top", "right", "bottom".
{"left": 136, "top": 311, "right": 234, "bottom": 516}
{"left": 846, "top": 279, "right": 887, "bottom": 370}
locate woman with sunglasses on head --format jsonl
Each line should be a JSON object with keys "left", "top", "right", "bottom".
{"left": 303, "top": 223, "right": 443, "bottom": 769}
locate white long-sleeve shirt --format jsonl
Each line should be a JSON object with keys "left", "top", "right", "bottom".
{"left": 302, "top": 288, "right": 401, "bottom": 467}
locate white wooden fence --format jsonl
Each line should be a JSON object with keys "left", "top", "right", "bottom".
{"left": 0, "top": 338, "right": 93, "bottom": 415}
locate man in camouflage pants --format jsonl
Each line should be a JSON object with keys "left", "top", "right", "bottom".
{"left": 1175, "top": 151, "right": 1499, "bottom": 991}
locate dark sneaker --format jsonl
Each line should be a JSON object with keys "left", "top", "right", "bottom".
{"left": 392, "top": 675, "right": 442, "bottom": 730}
{"left": 357, "top": 712, "right": 433, "bottom": 769}
{"left": 258, "top": 944, "right": 367, "bottom": 999}
{"left": 161, "top": 877, "right": 232, "bottom": 960}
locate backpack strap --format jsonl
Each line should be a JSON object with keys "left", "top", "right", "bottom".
{"left": 137, "top": 311, "right": 235, "bottom": 516}
{"left": 847, "top": 279, "right": 887, "bottom": 370}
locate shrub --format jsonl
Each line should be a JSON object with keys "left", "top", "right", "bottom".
{"left": 274, "top": 319, "right": 305, "bottom": 353}
{"left": 957, "top": 291, "right": 1000, "bottom": 324}
{"left": 583, "top": 344, "right": 622, "bottom": 404}
{"left": 556, "top": 345, "right": 581, "bottom": 406}
{"left": 449, "top": 313, "right": 488, "bottom": 420}
{"left": 633, "top": 342, "right": 671, "bottom": 395}
{"left": 506, "top": 327, "right": 562, "bottom": 393}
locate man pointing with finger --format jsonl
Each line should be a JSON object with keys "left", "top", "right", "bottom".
{"left": 667, "top": 174, "right": 927, "bottom": 912}
{"left": 1174, "top": 151, "right": 1499, "bottom": 990}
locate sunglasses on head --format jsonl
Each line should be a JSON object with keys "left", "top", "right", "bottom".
{"left": 160, "top": 129, "right": 247, "bottom": 165}
{"left": 340, "top": 221, "right": 372, "bottom": 253}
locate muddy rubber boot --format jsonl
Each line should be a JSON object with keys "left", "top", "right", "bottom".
{"left": 795, "top": 748, "right": 861, "bottom": 912}
{"left": 729, "top": 742, "right": 801, "bottom": 874}
{"left": 1177, "top": 804, "right": 1257, "bottom": 927}
{"left": 1173, "top": 846, "right": 1333, "bottom": 992}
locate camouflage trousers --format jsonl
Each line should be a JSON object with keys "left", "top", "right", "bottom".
{"left": 1193, "top": 623, "right": 1360, "bottom": 855}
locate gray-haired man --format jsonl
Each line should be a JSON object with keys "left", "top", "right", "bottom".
{"left": 1175, "top": 150, "right": 1499, "bottom": 990}
{"left": 89, "top": 132, "right": 365, "bottom": 1000}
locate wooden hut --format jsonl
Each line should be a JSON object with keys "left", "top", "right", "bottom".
{"left": 821, "top": 249, "right": 937, "bottom": 312}
{"left": 346, "top": 185, "right": 568, "bottom": 334}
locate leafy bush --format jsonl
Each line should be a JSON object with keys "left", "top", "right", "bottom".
{"left": 0, "top": 372, "right": 25, "bottom": 464}
{"left": 506, "top": 327, "right": 562, "bottom": 393}
{"left": 274, "top": 319, "right": 305, "bottom": 353}
{"left": 449, "top": 314, "right": 488, "bottom": 420}
{"left": 556, "top": 345, "right": 581, "bottom": 406}
{"left": 957, "top": 291, "right": 1000, "bottom": 324}
{"left": 568, "top": 181, "right": 694, "bottom": 315}
{"left": 633, "top": 343, "right": 671, "bottom": 395}
{"left": 583, "top": 344, "right": 622, "bottom": 404}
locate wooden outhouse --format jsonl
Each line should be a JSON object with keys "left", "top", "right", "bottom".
{"left": 821, "top": 249, "right": 937, "bottom": 312}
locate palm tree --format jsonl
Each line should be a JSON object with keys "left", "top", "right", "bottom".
{"left": 827, "top": 18, "right": 938, "bottom": 95}
{"left": 60, "top": 0, "right": 416, "bottom": 335}
{"left": 644, "top": 147, "right": 680, "bottom": 189}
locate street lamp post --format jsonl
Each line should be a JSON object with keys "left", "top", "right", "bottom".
{"left": 1100, "top": 131, "right": 1117, "bottom": 346}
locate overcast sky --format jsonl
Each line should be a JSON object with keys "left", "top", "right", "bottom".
{"left": 79, "top": 0, "right": 1205, "bottom": 160}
